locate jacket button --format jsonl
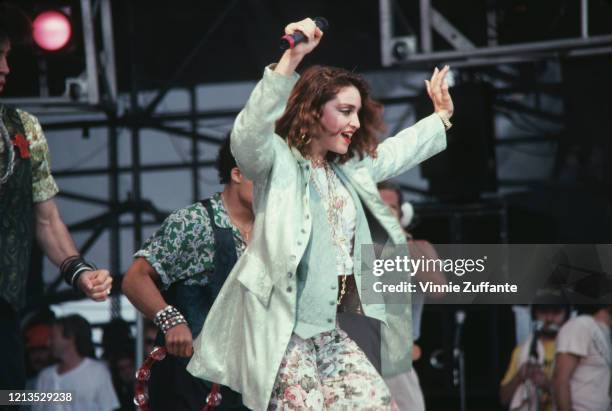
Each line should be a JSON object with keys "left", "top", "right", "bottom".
{"left": 297, "top": 241, "right": 302, "bottom": 246}
{"left": 331, "top": 285, "right": 337, "bottom": 290}
{"left": 301, "top": 229, "right": 306, "bottom": 234}
{"left": 305, "top": 165, "right": 310, "bottom": 170}
{"left": 290, "top": 255, "right": 296, "bottom": 261}
{"left": 329, "top": 301, "right": 335, "bottom": 306}
{"left": 287, "top": 272, "right": 293, "bottom": 278}
{"left": 327, "top": 318, "right": 333, "bottom": 323}
{"left": 286, "top": 286, "right": 292, "bottom": 293}
{"left": 305, "top": 214, "right": 310, "bottom": 220}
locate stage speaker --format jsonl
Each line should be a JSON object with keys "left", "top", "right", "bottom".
{"left": 416, "top": 304, "right": 515, "bottom": 411}
{"left": 559, "top": 55, "right": 612, "bottom": 186}
{"left": 418, "top": 83, "right": 497, "bottom": 201}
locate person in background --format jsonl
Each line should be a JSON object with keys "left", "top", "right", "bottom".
{"left": 24, "top": 323, "right": 54, "bottom": 383}
{"left": 101, "top": 318, "right": 134, "bottom": 362}
{"left": 500, "top": 289, "right": 570, "bottom": 411}
{"left": 20, "top": 321, "right": 55, "bottom": 411}
{"left": 123, "top": 137, "right": 251, "bottom": 410}
{"left": 0, "top": 4, "right": 112, "bottom": 398}
{"left": 108, "top": 345, "right": 136, "bottom": 411}
{"left": 378, "top": 180, "right": 447, "bottom": 411}
{"left": 34, "top": 315, "right": 119, "bottom": 411}
{"left": 143, "top": 319, "right": 158, "bottom": 358}
{"left": 100, "top": 319, "right": 135, "bottom": 411}
{"left": 553, "top": 304, "right": 612, "bottom": 411}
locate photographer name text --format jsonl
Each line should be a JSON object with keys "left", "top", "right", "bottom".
{"left": 373, "top": 281, "right": 518, "bottom": 294}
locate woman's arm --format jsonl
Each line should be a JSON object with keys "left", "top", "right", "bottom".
{"left": 230, "top": 18, "right": 322, "bottom": 182}
{"left": 368, "top": 66, "right": 454, "bottom": 182}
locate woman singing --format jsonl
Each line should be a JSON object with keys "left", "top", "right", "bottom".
{"left": 188, "top": 18, "right": 454, "bottom": 410}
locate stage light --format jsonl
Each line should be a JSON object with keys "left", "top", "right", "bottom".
{"left": 387, "top": 36, "right": 416, "bottom": 64}
{"left": 32, "top": 10, "right": 72, "bottom": 51}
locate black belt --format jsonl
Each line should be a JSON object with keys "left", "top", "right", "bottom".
{"left": 336, "top": 275, "right": 363, "bottom": 314}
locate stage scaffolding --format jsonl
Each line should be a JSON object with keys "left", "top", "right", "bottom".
{"left": 6, "top": 0, "right": 611, "bottom": 369}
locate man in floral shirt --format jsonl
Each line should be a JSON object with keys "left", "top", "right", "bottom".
{"left": 0, "top": 5, "right": 112, "bottom": 396}
{"left": 122, "top": 137, "right": 252, "bottom": 410}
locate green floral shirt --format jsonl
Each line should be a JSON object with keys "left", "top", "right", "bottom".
{"left": 134, "top": 193, "right": 246, "bottom": 289}
{"left": 0, "top": 108, "right": 59, "bottom": 203}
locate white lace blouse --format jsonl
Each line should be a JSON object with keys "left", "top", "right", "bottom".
{"left": 310, "top": 165, "right": 357, "bottom": 276}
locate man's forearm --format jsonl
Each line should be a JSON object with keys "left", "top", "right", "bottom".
{"left": 34, "top": 199, "right": 113, "bottom": 299}
{"left": 122, "top": 258, "right": 168, "bottom": 319}
{"left": 500, "top": 373, "right": 523, "bottom": 407}
{"left": 35, "top": 200, "right": 79, "bottom": 267}
{"left": 554, "top": 380, "right": 572, "bottom": 411}
{"left": 554, "top": 352, "right": 579, "bottom": 411}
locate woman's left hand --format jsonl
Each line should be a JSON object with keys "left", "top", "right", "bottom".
{"left": 425, "top": 65, "right": 454, "bottom": 119}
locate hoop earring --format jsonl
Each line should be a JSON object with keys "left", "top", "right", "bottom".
{"left": 300, "top": 134, "right": 311, "bottom": 145}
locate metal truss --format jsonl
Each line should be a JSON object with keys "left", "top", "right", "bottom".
{"left": 9, "top": 0, "right": 240, "bottom": 366}
{"left": 12, "top": 0, "right": 240, "bottom": 365}
{"left": 377, "top": 0, "right": 611, "bottom": 205}
{"left": 379, "top": 0, "right": 612, "bottom": 67}
{"left": 14, "top": 0, "right": 608, "bottom": 368}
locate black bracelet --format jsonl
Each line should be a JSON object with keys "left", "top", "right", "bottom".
{"left": 60, "top": 255, "right": 96, "bottom": 290}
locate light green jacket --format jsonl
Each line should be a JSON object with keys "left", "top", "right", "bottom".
{"left": 187, "top": 66, "right": 447, "bottom": 410}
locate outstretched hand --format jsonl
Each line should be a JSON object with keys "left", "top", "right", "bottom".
{"left": 425, "top": 65, "right": 454, "bottom": 119}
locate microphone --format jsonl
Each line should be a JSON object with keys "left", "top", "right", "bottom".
{"left": 453, "top": 310, "right": 466, "bottom": 353}
{"left": 452, "top": 310, "right": 466, "bottom": 387}
{"left": 280, "top": 17, "right": 329, "bottom": 50}
{"left": 529, "top": 320, "right": 543, "bottom": 361}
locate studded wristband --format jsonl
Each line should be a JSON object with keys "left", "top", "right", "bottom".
{"left": 153, "top": 305, "right": 187, "bottom": 334}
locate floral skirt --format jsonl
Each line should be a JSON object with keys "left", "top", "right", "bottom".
{"left": 268, "top": 325, "right": 398, "bottom": 410}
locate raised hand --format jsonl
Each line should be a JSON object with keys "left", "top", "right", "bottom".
{"left": 275, "top": 18, "right": 324, "bottom": 76}
{"left": 284, "top": 18, "right": 323, "bottom": 58}
{"left": 425, "top": 65, "right": 454, "bottom": 120}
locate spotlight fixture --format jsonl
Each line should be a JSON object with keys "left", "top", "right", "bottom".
{"left": 32, "top": 10, "right": 72, "bottom": 52}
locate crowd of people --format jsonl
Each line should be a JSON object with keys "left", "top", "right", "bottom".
{"left": 500, "top": 296, "right": 612, "bottom": 411}
{"left": 19, "top": 313, "right": 165, "bottom": 411}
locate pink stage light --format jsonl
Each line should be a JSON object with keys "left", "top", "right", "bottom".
{"left": 32, "top": 11, "right": 72, "bottom": 51}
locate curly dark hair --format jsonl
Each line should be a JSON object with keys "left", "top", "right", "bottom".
{"left": 275, "top": 65, "right": 386, "bottom": 164}
{"left": 216, "top": 133, "right": 237, "bottom": 184}
{"left": 0, "top": 3, "right": 32, "bottom": 45}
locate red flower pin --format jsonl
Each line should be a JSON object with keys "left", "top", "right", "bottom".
{"left": 12, "top": 134, "right": 30, "bottom": 159}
